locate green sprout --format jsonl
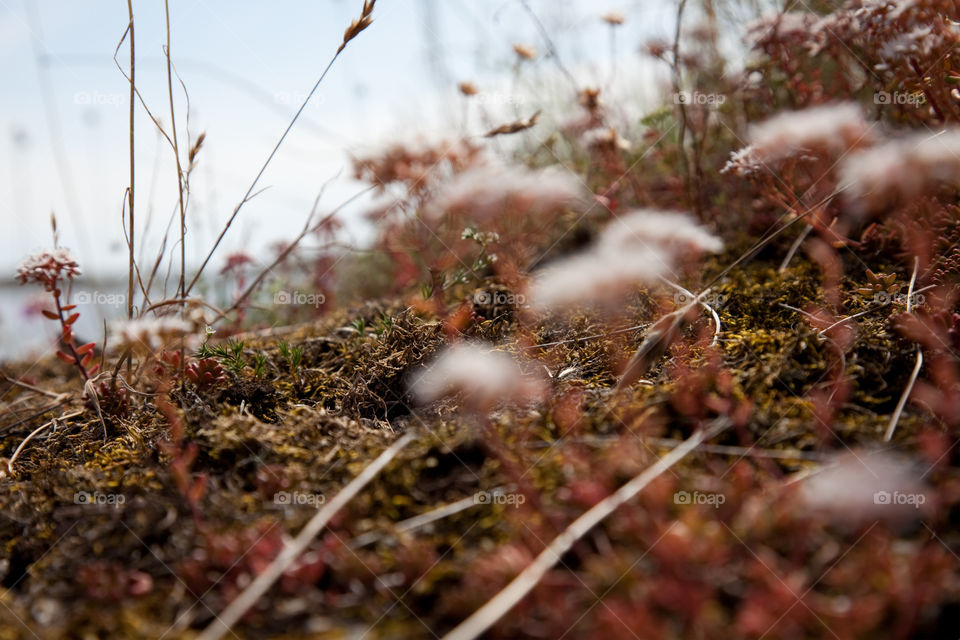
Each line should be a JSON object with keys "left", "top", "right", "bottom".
{"left": 374, "top": 314, "right": 394, "bottom": 338}
{"left": 251, "top": 353, "right": 268, "bottom": 379}
{"left": 197, "top": 338, "right": 247, "bottom": 374}
{"left": 277, "top": 340, "right": 304, "bottom": 374}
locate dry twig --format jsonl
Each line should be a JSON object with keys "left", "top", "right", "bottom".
{"left": 441, "top": 420, "right": 728, "bottom": 640}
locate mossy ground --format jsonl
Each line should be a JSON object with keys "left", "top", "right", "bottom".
{"left": 1, "top": 231, "right": 958, "bottom": 639}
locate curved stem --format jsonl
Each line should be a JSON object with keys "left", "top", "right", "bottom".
{"left": 198, "top": 431, "right": 415, "bottom": 640}
{"left": 441, "top": 420, "right": 728, "bottom": 640}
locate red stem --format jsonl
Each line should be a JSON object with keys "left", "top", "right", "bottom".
{"left": 53, "top": 288, "right": 90, "bottom": 381}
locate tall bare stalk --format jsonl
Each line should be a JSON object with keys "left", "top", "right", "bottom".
{"left": 126, "top": 0, "right": 135, "bottom": 318}
{"left": 184, "top": 0, "right": 378, "bottom": 297}
{"left": 163, "top": 0, "right": 187, "bottom": 312}
{"left": 672, "top": 0, "right": 699, "bottom": 216}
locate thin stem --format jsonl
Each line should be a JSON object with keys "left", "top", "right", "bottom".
{"left": 0, "top": 398, "right": 72, "bottom": 437}
{"left": 672, "top": 0, "right": 695, "bottom": 214}
{"left": 8, "top": 410, "right": 85, "bottom": 474}
{"left": 349, "top": 487, "right": 510, "bottom": 549}
{"left": 662, "top": 279, "right": 721, "bottom": 346}
{"left": 199, "top": 431, "right": 415, "bottom": 640}
{"left": 184, "top": 49, "right": 349, "bottom": 296}
{"left": 0, "top": 371, "right": 67, "bottom": 400}
{"left": 778, "top": 223, "right": 812, "bottom": 272}
{"left": 441, "top": 420, "right": 728, "bottom": 640}
{"left": 54, "top": 291, "right": 90, "bottom": 381}
{"left": 218, "top": 185, "right": 374, "bottom": 320}
{"left": 127, "top": 0, "right": 135, "bottom": 318}
{"left": 608, "top": 25, "right": 617, "bottom": 87}
{"left": 885, "top": 256, "right": 922, "bottom": 442}
{"left": 163, "top": 0, "right": 187, "bottom": 310}
{"left": 517, "top": 0, "right": 578, "bottom": 93}
{"left": 884, "top": 349, "right": 922, "bottom": 442}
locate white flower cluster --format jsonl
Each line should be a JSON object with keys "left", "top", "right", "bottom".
{"left": 528, "top": 209, "right": 722, "bottom": 311}
{"left": 427, "top": 163, "right": 587, "bottom": 221}
{"left": 410, "top": 341, "right": 547, "bottom": 411}
{"left": 723, "top": 103, "right": 872, "bottom": 176}
{"left": 840, "top": 129, "right": 960, "bottom": 215}
{"left": 112, "top": 316, "right": 196, "bottom": 354}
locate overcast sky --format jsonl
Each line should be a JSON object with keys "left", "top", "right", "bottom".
{"left": 0, "top": 0, "right": 693, "bottom": 357}
{"left": 0, "top": 0, "right": 679, "bottom": 273}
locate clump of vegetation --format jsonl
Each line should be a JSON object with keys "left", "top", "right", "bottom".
{"left": 16, "top": 240, "right": 99, "bottom": 381}
{"left": 2, "top": 1, "right": 960, "bottom": 639}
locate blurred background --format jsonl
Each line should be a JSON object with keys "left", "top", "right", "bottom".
{"left": 0, "top": 0, "right": 737, "bottom": 358}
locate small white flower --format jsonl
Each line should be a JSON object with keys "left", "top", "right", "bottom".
{"left": 410, "top": 342, "right": 547, "bottom": 410}
{"left": 427, "top": 163, "right": 587, "bottom": 221}
{"left": 800, "top": 450, "right": 929, "bottom": 528}
{"left": 721, "top": 146, "right": 764, "bottom": 177}
{"left": 840, "top": 129, "right": 960, "bottom": 216}
{"left": 528, "top": 209, "right": 722, "bottom": 312}
{"left": 112, "top": 316, "right": 196, "bottom": 354}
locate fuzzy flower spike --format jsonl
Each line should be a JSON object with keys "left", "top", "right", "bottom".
{"left": 427, "top": 163, "right": 587, "bottom": 222}
{"left": 839, "top": 129, "right": 960, "bottom": 217}
{"left": 410, "top": 341, "right": 547, "bottom": 413}
{"left": 723, "top": 103, "right": 872, "bottom": 177}
{"left": 528, "top": 209, "right": 722, "bottom": 312}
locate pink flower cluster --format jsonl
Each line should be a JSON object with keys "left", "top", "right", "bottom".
{"left": 16, "top": 248, "right": 82, "bottom": 291}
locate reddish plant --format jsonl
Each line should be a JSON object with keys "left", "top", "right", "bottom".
{"left": 185, "top": 357, "right": 228, "bottom": 392}
{"left": 16, "top": 247, "right": 99, "bottom": 380}
{"left": 155, "top": 386, "right": 208, "bottom": 524}
{"left": 77, "top": 560, "right": 153, "bottom": 601}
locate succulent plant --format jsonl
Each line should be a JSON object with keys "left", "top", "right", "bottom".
{"left": 185, "top": 358, "right": 228, "bottom": 392}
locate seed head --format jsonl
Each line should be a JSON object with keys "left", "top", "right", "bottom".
{"left": 512, "top": 43, "right": 537, "bottom": 61}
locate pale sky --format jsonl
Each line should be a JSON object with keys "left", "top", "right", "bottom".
{"left": 0, "top": 0, "right": 685, "bottom": 357}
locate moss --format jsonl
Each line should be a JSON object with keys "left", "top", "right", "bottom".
{"left": 0, "top": 241, "right": 957, "bottom": 638}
